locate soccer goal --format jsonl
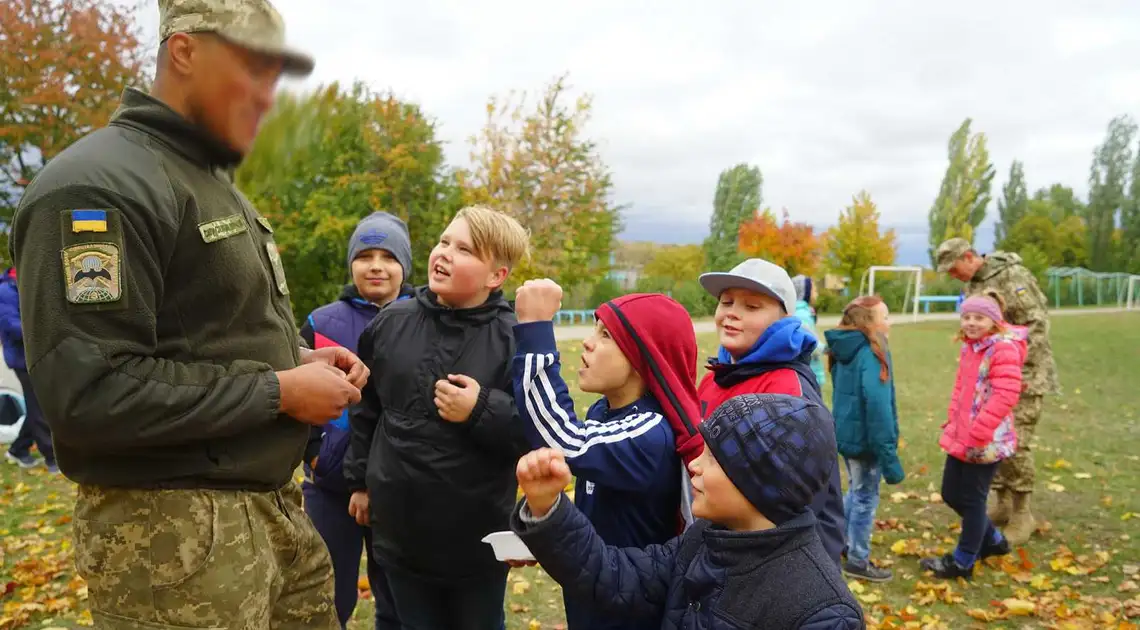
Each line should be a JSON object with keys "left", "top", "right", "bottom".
{"left": 1128, "top": 276, "right": 1140, "bottom": 310}
{"left": 859, "top": 266, "right": 923, "bottom": 322}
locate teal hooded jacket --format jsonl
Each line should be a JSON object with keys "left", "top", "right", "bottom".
{"left": 824, "top": 328, "right": 904, "bottom": 484}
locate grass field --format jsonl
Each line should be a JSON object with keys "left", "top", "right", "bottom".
{"left": 2, "top": 313, "right": 1138, "bottom": 629}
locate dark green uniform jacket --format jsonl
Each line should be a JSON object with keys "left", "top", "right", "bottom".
{"left": 10, "top": 88, "right": 305, "bottom": 490}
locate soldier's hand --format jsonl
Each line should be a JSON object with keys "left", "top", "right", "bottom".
{"left": 516, "top": 448, "right": 571, "bottom": 518}
{"left": 305, "top": 346, "right": 370, "bottom": 389}
{"left": 348, "top": 490, "right": 370, "bottom": 526}
{"left": 514, "top": 279, "right": 563, "bottom": 324}
{"left": 277, "top": 363, "right": 362, "bottom": 425}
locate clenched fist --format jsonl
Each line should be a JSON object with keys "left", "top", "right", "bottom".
{"left": 514, "top": 279, "right": 564, "bottom": 324}
{"left": 434, "top": 374, "right": 480, "bottom": 423}
{"left": 516, "top": 448, "right": 572, "bottom": 518}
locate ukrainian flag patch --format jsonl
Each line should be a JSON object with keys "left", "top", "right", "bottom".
{"left": 71, "top": 210, "right": 108, "bottom": 233}
{"left": 1015, "top": 286, "right": 1027, "bottom": 295}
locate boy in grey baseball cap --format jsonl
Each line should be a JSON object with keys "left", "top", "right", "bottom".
{"left": 694, "top": 258, "right": 847, "bottom": 566}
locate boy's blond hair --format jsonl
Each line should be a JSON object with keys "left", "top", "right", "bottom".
{"left": 454, "top": 205, "right": 530, "bottom": 269}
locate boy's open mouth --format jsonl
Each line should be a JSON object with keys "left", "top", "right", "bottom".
{"left": 432, "top": 263, "right": 450, "bottom": 277}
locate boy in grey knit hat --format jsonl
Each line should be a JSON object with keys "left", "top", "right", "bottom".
{"left": 296, "top": 210, "right": 415, "bottom": 628}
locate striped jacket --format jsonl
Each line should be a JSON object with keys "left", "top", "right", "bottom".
{"left": 512, "top": 321, "right": 682, "bottom": 630}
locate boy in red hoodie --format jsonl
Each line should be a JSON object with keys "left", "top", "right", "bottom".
{"left": 695, "top": 258, "right": 847, "bottom": 566}
{"left": 511, "top": 280, "right": 703, "bottom": 630}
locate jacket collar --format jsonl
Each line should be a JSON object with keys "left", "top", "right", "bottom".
{"left": 109, "top": 88, "right": 243, "bottom": 169}
{"left": 701, "top": 511, "right": 817, "bottom": 570}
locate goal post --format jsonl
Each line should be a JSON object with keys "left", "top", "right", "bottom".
{"left": 862, "top": 265, "right": 923, "bottom": 322}
{"left": 1128, "top": 276, "right": 1140, "bottom": 310}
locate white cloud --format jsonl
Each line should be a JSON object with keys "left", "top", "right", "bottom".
{"left": 124, "top": 0, "right": 1140, "bottom": 261}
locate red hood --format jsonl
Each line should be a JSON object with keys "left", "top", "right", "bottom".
{"left": 595, "top": 294, "right": 704, "bottom": 467}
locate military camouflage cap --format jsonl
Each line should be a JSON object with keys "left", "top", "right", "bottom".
{"left": 935, "top": 237, "right": 973, "bottom": 272}
{"left": 158, "top": 0, "right": 314, "bottom": 76}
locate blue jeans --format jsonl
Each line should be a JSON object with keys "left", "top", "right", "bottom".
{"left": 843, "top": 457, "right": 881, "bottom": 567}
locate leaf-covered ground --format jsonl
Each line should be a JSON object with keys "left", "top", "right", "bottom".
{"left": 3, "top": 313, "right": 1138, "bottom": 629}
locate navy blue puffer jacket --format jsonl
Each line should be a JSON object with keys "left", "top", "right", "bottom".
{"left": 513, "top": 497, "right": 863, "bottom": 629}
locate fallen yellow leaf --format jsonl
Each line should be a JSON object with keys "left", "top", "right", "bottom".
{"left": 1049, "top": 459, "right": 1073, "bottom": 470}
{"left": 1120, "top": 580, "right": 1139, "bottom": 593}
{"left": 513, "top": 580, "right": 531, "bottom": 596}
{"left": 1047, "top": 482, "right": 1066, "bottom": 493}
{"left": 1002, "top": 598, "right": 1036, "bottom": 616}
{"left": 1074, "top": 472, "right": 1092, "bottom": 480}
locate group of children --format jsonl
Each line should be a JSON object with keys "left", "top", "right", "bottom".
{"left": 302, "top": 203, "right": 1030, "bottom": 630}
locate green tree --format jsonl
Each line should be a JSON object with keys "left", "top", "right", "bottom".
{"left": 1030, "top": 184, "right": 1084, "bottom": 222}
{"left": 458, "top": 73, "right": 622, "bottom": 294}
{"left": 0, "top": 0, "right": 149, "bottom": 263}
{"left": 995, "top": 160, "right": 1028, "bottom": 246}
{"left": 704, "top": 164, "right": 762, "bottom": 271}
{"left": 235, "top": 82, "right": 459, "bottom": 321}
{"left": 927, "top": 118, "right": 995, "bottom": 263}
{"left": 1121, "top": 138, "right": 1140, "bottom": 272}
{"left": 1086, "top": 115, "right": 1136, "bottom": 271}
{"left": 824, "top": 191, "right": 897, "bottom": 286}
{"left": 642, "top": 244, "right": 705, "bottom": 286}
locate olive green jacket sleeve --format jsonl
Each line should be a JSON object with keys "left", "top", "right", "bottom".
{"left": 12, "top": 184, "right": 282, "bottom": 450}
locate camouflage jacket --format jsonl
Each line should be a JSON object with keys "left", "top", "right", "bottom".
{"left": 965, "top": 252, "right": 1060, "bottom": 396}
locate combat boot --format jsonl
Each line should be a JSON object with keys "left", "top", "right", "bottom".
{"left": 1004, "top": 491, "right": 1036, "bottom": 546}
{"left": 987, "top": 489, "right": 1012, "bottom": 526}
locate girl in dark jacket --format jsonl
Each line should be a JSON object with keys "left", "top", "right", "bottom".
{"left": 824, "top": 295, "right": 904, "bottom": 583}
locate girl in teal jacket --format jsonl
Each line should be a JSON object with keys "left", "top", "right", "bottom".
{"left": 824, "top": 295, "right": 904, "bottom": 583}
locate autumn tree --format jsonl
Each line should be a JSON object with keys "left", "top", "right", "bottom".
{"left": 1086, "top": 115, "right": 1136, "bottom": 271}
{"left": 824, "top": 191, "right": 897, "bottom": 285}
{"left": 0, "top": 0, "right": 149, "bottom": 261}
{"left": 458, "top": 73, "right": 622, "bottom": 294}
{"left": 927, "top": 118, "right": 994, "bottom": 263}
{"left": 738, "top": 208, "right": 821, "bottom": 277}
{"left": 235, "top": 82, "right": 460, "bottom": 321}
{"left": 996, "top": 160, "right": 1028, "bottom": 245}
{"left": 705, "top": 164, "right": 762, "bottom": 271}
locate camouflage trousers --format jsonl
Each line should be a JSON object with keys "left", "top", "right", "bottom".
{"left": 992, "top": 394, "right": 1043, "bottom": 494}
{"left": 73, "top": 482, "right": 338, "bottom": 629}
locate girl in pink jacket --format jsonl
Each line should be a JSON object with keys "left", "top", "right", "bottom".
{"left": 920, "top": 295, "right": 1026, "bottom": 580}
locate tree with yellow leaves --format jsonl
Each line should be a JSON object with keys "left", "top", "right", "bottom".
{"left": 824, "top": 191, "right": 897, "bottom": 284}
{"left": 458, "top": 73, "right": 623, "bottom": 293}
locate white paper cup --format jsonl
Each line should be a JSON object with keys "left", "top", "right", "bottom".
{"left": 481, "top": 531, "right": 535, "bottom": 562}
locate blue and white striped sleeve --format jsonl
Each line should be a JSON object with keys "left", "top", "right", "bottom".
{"left": 511, "top": 321, "right": 674, "bottom": 492}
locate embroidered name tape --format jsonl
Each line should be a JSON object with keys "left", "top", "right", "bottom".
{"left": 71, "top": 210, "right": 108, "bottom": 233}
{"left": 199, "top": 215, "right": 248, "bottom": 243}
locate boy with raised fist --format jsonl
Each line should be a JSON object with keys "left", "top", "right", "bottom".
{"left": 512, "top": 279, "right": 698, "bottom": 630}
{"left": 511, "top": 394, "right": 864, "bottom": 630}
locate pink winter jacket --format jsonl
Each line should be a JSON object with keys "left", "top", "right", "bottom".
{"left": 940, "top": 326, "right": 1028, "bottom": 463}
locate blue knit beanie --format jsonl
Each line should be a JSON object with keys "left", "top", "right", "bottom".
{"left": 347, "top": 212, "right": 412, "bottom": 283}
{"left": 699, "top": 393, "right": 836, "bottom": 525}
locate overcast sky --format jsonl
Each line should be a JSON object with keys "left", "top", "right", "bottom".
{"left": 128, "top": 1, "right": 1140, "bottom": 264}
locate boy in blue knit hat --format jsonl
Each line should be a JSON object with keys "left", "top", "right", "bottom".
{"left": 299, "top": 211, "right": 413, "bottom": 628}
{"left": 512, "top": 394, "right": 863, "bottom": 630}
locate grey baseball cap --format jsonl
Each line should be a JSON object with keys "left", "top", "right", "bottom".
{"left": 158, "top": 0, "right": 314, "bottom": 76}
{"left": 699, "top": 258, "right": 797, "bottom": 313}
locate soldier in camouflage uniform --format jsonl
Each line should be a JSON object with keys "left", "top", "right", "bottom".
{"left": 10, "top": 1, "right": 369, "bottom": 628}
{"left": 936, "top": 238, "right": 1060, "bottom": 546}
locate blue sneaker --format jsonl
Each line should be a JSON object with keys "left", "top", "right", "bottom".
{"left": 6, "top": 451, "right": 37, "bottom": 468}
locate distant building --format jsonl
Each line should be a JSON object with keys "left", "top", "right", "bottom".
{"left": 605, "top": 251, "right": 641, "bottom": 290}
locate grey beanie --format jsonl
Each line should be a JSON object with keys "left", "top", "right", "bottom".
{"left": 347, "top": 212, "right": 412, "bottom": 283}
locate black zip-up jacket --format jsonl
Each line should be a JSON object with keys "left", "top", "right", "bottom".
{"left": 10, "top": 88, "right": 304, "bottom": 490}
{"left": 344, "top": 287, "right": 528, "bottom": 582}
